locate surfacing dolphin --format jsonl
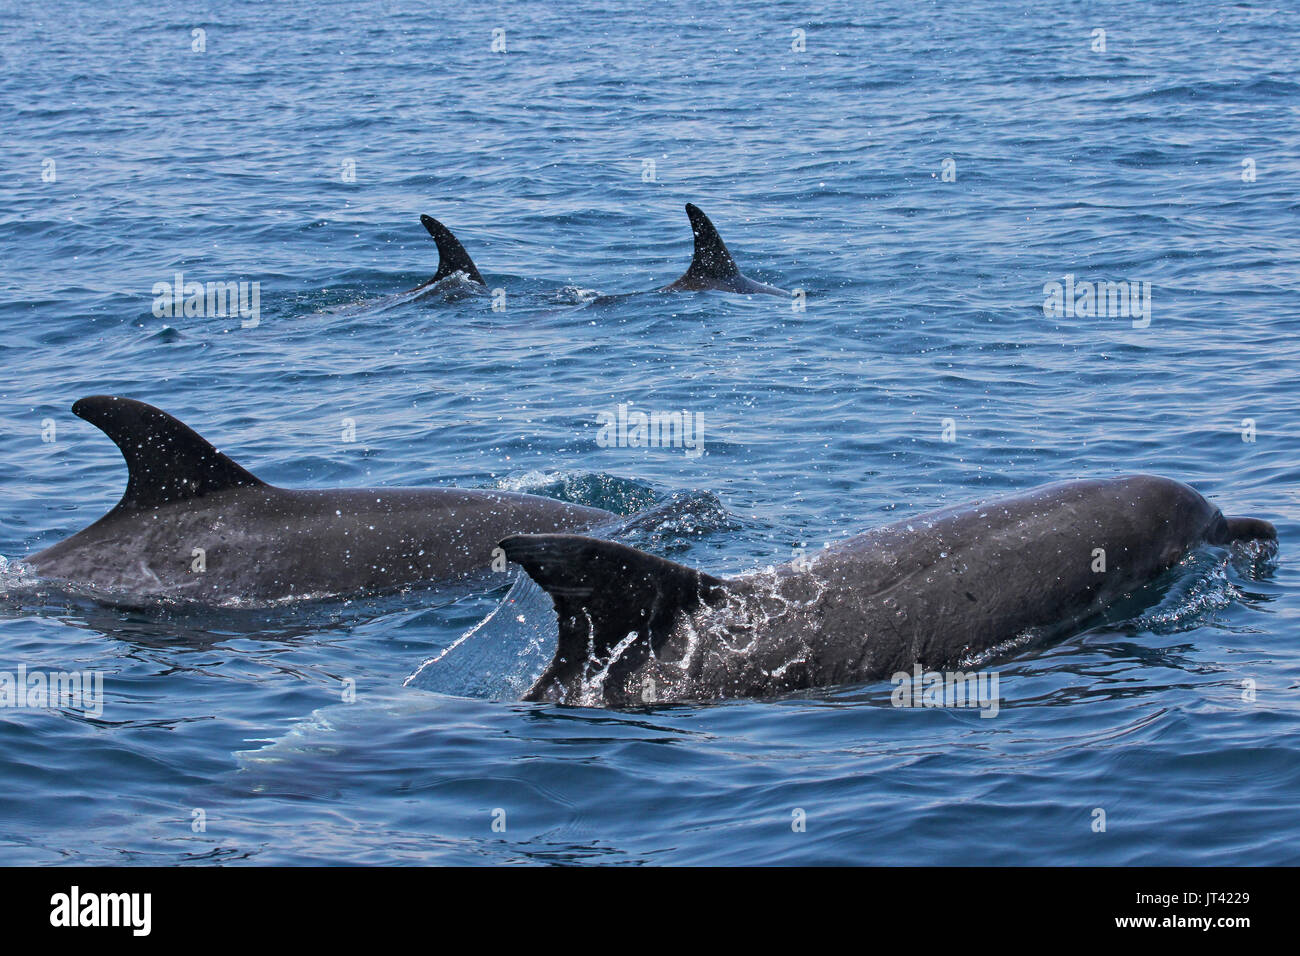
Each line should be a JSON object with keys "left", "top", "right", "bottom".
{"left": 500, "top": 475, "right": 1276, "bottom": 706}
{"left": 414, "top": 205, "right": 787, "bottom": 298}
{"left": 659, "top": 203, "right": 788, "bottom": 296}
{"left": 414, "top": 214, "right": 486, "bottom": 290}
{"left": 26, "top": 396, "right": 613, "bottom": 603}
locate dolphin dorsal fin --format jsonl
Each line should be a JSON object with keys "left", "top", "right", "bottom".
{"left": 421, "top": 214, "right": 486, "bottom": 285}
{"left": 500, "top": 534, "right": 725, "bottom": 700}
{"left": 675, "top": 203, "right": 742, "bottom": 285}
{"left": 72, "top": 395, "right": 266, "bottom": 513}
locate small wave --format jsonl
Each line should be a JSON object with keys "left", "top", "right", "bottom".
{"left": 146, "top": 324, "right": 183, "bottom": 343}
{"left": 1112, "top": 77, "right": 1300, "bottom": 105}
{"left": 551, "top": 285, "right": 601, "bottom": 304}
{"left": 1128, "top": 541, "right": 1277, "bottom": 635}
{"left": 610, "top": 490, "right": 735, "bottom": 551}
{"left": 488, "top": 470, "right": 658, "bottom": 515}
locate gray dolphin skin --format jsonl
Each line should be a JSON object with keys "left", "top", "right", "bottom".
{"left": 415, "top": 214, "right": 486, "bottom": 288}
{"left": 660, "top": 203, "right": 788, "bottom": 296}
{"left": 501, "top": 475, "right": 1276, "bottom": 706}
{"left": 26, "top": 396, "right": 614, "bottom": 602}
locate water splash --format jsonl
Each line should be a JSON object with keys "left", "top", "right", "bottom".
{"left": 551, "top": 285, "right": 601, "bottom": 304}
{"left": 1130, "top": 541, "right": 1278, "bottom": 634}
{"left": 0, "top": 554, "right": 41, "bottom": 594}
{"left": 405, "top": 571, "right": 557, "bottom": 698}
{"left": 488, "top": 470, "right": 658, "bottom": 515}
{"left": 405, "top": 488, "right": 736, "bottom": 699}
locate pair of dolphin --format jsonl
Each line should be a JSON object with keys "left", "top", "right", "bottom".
{"left": 25, "top": 396, "right": 1276, "bottom": 706}
{"left": 416, "top": 203, "right": 788, "bottom": 297}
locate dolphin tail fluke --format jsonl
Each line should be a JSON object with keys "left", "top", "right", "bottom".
{"left": 420, "top": 214, "right": 486, "bottom": 286}
{"left": 72, "top": 396, "right": 266, "bottom": 513}
{"left": 499, "top": 534, "right": 725, "bottom": 701}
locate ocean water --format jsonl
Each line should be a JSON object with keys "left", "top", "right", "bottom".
{"left": 1, "top": 0, "right": 1298, "bottom": 865}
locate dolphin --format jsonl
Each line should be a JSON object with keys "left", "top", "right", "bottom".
{"left": 414, "top": 206, "right": 788, "bottom": 298}
{"left": 414, "top": 214, "right": 486, "bottom": 289}
{"left": 659, "top": 203, "right": 788, "bottom": 296}
{"left": 500, "top": 475, "right": 1276, "bottom": 706}
{"left": 25, "top": 396, "right": 614, "bottom": 603}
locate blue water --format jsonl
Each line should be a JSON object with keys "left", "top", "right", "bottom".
{"left": 2, "top": 0, "right": 1298, "bottom": 865}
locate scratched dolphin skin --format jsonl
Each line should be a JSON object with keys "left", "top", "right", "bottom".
{"left": 502, "top": 476, "right": 1276, "bottom": 706}
{"left": 27, "top": 396, "right": 614, "bottom": 602}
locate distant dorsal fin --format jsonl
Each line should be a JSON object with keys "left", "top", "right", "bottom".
{"left": 500, "top": 534, "right": 726, "bottom": 701}
{"left": 672, "top": 203, "right": 742, "bottom": 287}
{"left": 421, "top": 214, "right": 486, "bottom": 285}
{"left": 72, "top": 395, "right": 266, "bottom": 512}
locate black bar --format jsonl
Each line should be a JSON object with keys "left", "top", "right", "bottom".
{"left": 3, "top": 866, "right": 1286, "bottom": 941}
